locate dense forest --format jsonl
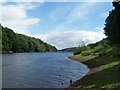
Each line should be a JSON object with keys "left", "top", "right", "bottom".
{"left": 0, "top": 24, "right": 57, "bottom": 53}
{"left": 104, "top": 1, "right": 120, "bottom": 44}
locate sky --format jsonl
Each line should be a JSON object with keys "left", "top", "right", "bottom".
{"left": 0, "top": 1, "right": 113, "bottom": 49}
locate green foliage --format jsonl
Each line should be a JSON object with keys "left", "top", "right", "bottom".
{"left": 104, "top": 2, "right": 120, "bottom": 45}
{"left": 70, "top": 55, "right": 120, "bottom": 89}
{"left": 106, "top": 46, "right": 120, "bottom": 58}
{"left": 69, "top": 2, "right": 120, "bottom": 88}
{"left": 74, "top": 45, "right": 90, "bottom": 55}
{"left": 74, "top": 38, "right": 120, "bottom": 59}
{"left": 60, "top": 47, "right": 75, "bottom": 52}
{"left": 81, "top": 50, "right": 91, "bottom": 56}
{"left": 1, "top": 25, "right": 57, "bottom": 53}
{"left": 0, "top": 25, "right": 2, "bottom": 53}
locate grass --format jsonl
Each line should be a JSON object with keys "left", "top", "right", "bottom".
{"left": 67, "top": 43, "right": 120, "bottom": 89}
{"left": 67, "top": 39, "right": 120, "bottom": 90}
{"left": 67, "top": 55, "right": 120, "bottom": 89}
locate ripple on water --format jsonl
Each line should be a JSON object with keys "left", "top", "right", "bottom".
{"left": 2, "top": 52, "right": 89, "bottom": 88}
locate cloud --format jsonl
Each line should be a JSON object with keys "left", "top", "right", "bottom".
{"left": 99, "top": 12, "right": 109, "bottom": 18}
{"left": 32, "top": 30, "right": 106, "bottom": 49}
{"left": 0, "top": 2, "right": 107, "bottom": 50}
{"left": 67, "top": 2, "right": 97, "bottom": 23}
{"left": 95, "top": 27, "right": 103, "bottom": 30}
{"left": 0, "top": 3, "right": 40, "bottom": 34}
{"left": 1, "top": 0, "right": 44, "bottom": 3}
{"left": 1, "top": 0, "right": 113, "bottom": 3}
{"left": 49, "top": 6, "right": 70, "bottom": 21}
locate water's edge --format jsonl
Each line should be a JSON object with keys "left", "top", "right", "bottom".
{"left": 67, "top": 56, "right": 90, "bottom": 88}
{"left": 3, "top": 52, "right": 90, "bottom": 88}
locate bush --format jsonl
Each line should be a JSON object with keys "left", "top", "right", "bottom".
{"left": 81, "top": 51, "right": 91, "bottom": 56}
{"left": 74, "top": 46, "right": 91, "bottom": 55}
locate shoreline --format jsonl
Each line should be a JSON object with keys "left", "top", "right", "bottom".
{"left": 66, "top": 55, "right": 119, "bottom": 89}
{"left": 67, "top": 55, "right": 96, "bottom": 89}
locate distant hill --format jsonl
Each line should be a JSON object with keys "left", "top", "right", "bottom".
{"left": 0, "top": 25, "right": 57, "bottom": 53}
{"left": 60, "top": 47, "right": 75, "bottom": 52}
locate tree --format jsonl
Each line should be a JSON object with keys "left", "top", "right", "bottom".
{"left": 1, "top": 25, "right": 57, "bottom": 53}
{"left": 104, "top": 1, "right": 120, "bottom": 44}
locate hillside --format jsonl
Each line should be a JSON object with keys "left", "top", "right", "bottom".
{"left": 0, "top": 25, "right": 57, "bottom": 53}
{"left": 67, "top": 1, "right": 120, "bottom": 89}
{"left": 59, "top": 47, "right": 75, "bottom": 52}
{"left": 68, "top": 38, "right": 120, "bottom": 89}
{"left": 73, "top": 38, "right": 117, "bottom": 57}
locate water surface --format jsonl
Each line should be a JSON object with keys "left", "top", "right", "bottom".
{"left": 2, "top": 52, "right": 89, "bottom": 88}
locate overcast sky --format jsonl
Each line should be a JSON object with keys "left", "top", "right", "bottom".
{"left": 0, "top": 1, "right": 113, "bottom": 49}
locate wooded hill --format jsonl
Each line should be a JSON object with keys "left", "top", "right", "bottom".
{"left": 59, "top": 47, "right": 75, "bottom": 52}
{"left": 0, "top": 25, "right": 57, "bottom": 53}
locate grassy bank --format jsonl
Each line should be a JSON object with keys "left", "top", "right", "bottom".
{"left": 68, "top": 55, "right": 120, "bottom": 89}
{"left": 67, "top": 41, "right": 120, "bottom": 89}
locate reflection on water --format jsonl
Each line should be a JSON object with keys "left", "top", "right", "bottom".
{"left": 2, "top": 52, "right": 89, "bottom": 88}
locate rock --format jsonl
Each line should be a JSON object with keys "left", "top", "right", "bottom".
{"left": 70, "top": 80, "right": 72, "bottom": 84}
{"left": 61, "top": 81, "right": 64, "bottom": 84}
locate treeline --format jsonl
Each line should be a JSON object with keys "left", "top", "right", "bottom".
{"left": 0, "top": 25, "right": 57, "bottom": 53}
{"left": 104, "top": 1, "right": 120, "bottom": 44}
{"left": 60, "top": 47, "right": 75, "bottom": 52}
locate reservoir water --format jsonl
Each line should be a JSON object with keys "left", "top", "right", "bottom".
{"left": 2, "top": 52, "right": 89, "bottom": 88}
